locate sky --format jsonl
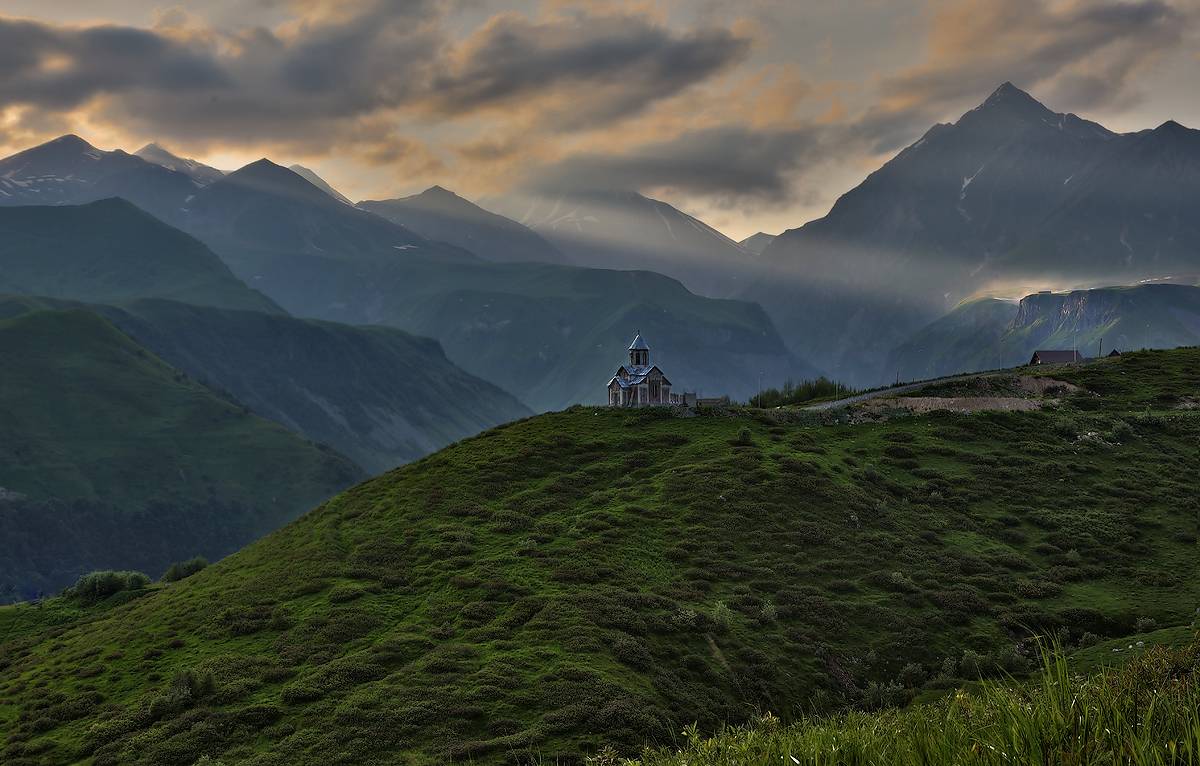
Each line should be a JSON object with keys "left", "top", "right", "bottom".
{"left": 1, "top": 0, "right": 1197, "bottom": 240}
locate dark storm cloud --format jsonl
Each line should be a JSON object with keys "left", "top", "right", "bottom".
{"left": 527, "top": 125, "right": 823, "bottom": 204}
{"left": 427, "top": 13, "right": 750, "bottom": 128}
{"left": 0, "top": 17, "right": 229, "bottom": 109}
{"left": 0, "top": 5, "right": 748, "bottom": 147}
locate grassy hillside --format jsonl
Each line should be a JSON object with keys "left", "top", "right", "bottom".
{"left": 0, "top": 200, "right": 281, "bottom": 314}
{"left": 0, "top": 296, "right": 531, "bottom": 473}
{"left": 0, "top": 349, "right": 1197, "bottom": 764}
{"left": 0, "top": 309, "right": 363, "bottom": 600}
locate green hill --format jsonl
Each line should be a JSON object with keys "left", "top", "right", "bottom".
{"left": 0, "top": 199, "right": 281, "bottom": 314}
{"left": 0, "top": 309, "right": 363, "bottom": 601}
{"left": 1, "top": 349, "right": 1197, "bottom": 764}
{"left": 0, "top": 296, "right": 531, "bottom": 473}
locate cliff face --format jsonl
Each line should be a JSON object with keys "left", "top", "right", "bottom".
{"left": 1008, "top": 283, "right": 1200, "bottom": 357}
{"left": 886, "top": 283, "right": 1200, "bottom": 381}
{"left": 1013, "top": 289, "right": 1130, "bottom": 334}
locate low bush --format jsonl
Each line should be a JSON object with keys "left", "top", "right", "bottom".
{"left": 64, "top": 570, "right": 150, "bottom": 604}
{"left": 162, "top": 557, "right": 208, "bottom": 583}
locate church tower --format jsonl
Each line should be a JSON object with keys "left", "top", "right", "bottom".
{"left": 628, "top": 333, "right": 649, "bottom": 368}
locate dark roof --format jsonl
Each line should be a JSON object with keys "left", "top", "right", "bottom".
{"left": 628, "top": 334, "right": 649, "bottom": 351}
{"left": 608, "top": 365, "right": 671, "bottom": 389}
{"left": 1030, "top": 350, "right": 1086, "bottom": 364}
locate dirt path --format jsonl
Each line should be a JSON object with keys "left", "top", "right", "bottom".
{"left": 803, "top": 367, "right": 1088, "bottom": 411}
{"left": 802, "top": 372, "right": 991, "bottom": 411}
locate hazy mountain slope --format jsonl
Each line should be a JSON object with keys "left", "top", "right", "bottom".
{"left": 173, "top": 163, "right": 814, "bottom": 409}
{"left": 135, "top": 142, "right": 225, "bottom": 185}
{"left": 739, "top": 232, "right": 775, "bottom": 255}
{"left": 246, "top": 253, "right": 816, "bottom": 409}
{"left": 0, "top": 134, "right": 199, "bottom": 223}
{"left": 2, "top": 347, "right": 1196, "bottom": 763}
{"left": 0, "top": 199, "right": 282, "bottom": 313}
{"left": 288, "top": 164, "right": 353, "bottom": 205}
{"left": 0, "top": 309, "right": 363, "bottom": 601}
{"left": 497, "top": 189, "right": 752, "bottom": 296}
{"left": 885, "top": 298, "right": 1019, "bottom": 381}
{"left": 886, "top": 283, "right": 1200, "bottom": 380}
{"left": 105, "top": 300, "right": 532, "bottom": 472}
{"left": 359, "top": 186, "right": 566, "bottom": 264}
{"left": 0, "top": 296, "right": 531, "bottom": 473}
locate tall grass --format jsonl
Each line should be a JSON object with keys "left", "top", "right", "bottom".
{"left": 749, "top": 377, "right": 856, "bottom": 408}
{"left": 617, "top": 641, "right": 1200, "bottom": 765}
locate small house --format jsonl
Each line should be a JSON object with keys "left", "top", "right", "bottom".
{"left": 1029, "top": 349, "right": 1086, "bottom": 365}
{"left": 1107, "top": 349, "right": 1122, "bottom": 358}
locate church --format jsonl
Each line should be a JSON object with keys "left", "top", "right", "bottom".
{"left": 606, "top": 334, "right": 691, "bottom": 407}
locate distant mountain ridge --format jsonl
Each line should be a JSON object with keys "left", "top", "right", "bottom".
{"left": 746, "top": 82, "right": 1200, "bottom": 385}
{"left": 0, "top": 134, "right": 199, "bottom": 223}
{"left": 739, "top": 232, "right": 776, "bottom": 255}
{"left": 135, "top": 142, "right": 225, "bottom": 185}
{"left": 359, "top": 186, "right": 566, "bottom": 264}
{"left": 289, "top": 164, "right": 353, "bottom": 205}
{"left": 494, "top": 188, "right": 753, "bottom": 297}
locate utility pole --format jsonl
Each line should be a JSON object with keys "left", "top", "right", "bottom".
{"left": 1099, "top": 337, "right": 1103, "bottom": 359}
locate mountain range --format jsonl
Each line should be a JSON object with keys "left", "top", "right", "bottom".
{"left": 746, "top": 82, "right": 1200, "bottom": 385}
{"left": 2, "top": 81, "right": 1198, "bottom": 397}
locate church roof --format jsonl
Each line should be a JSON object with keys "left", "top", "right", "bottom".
{"left": 608, "top": 364, "right": 671, "bottom": 388}
{"left": 628, "top": 334, "right": 649, "bottom": 351}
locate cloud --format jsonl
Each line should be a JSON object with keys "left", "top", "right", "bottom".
{"left": 426, "top": 12, "right": 750, "bottom": 129}
{"left": 526, "top": 124, "right": 824, "bottom": 207}
{"left": 0, "top": 16, "right": 229, "bottom": 110}
{"left": 0, "top": 3, "right": 747, "bottom": 151}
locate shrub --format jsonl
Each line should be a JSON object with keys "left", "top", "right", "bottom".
{"left": 162, "top": 557, "right": 208, "bottom": 583}
{"left": 712, "top": 601, "right": 733, "bottom": 633}
{"left": 612, "top": 634, "right": 652, "bottom": 670}
{"left": 735, "top": 427, "right": 754, "bottom": 446}
{"left": 758, "top": 600, "right": 778, "bottom": 623}
{"left": 1135, "top": 616, "right": 1158, "bottom": 633}
{"left": 65, "top": 570, "right": 150, "bottom": 604}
